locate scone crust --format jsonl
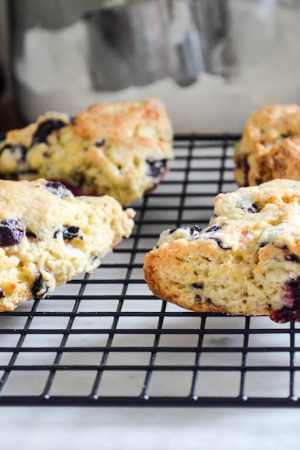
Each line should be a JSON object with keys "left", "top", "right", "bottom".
{"left": 144, "top": 246, "right": 227, "bottom": 314}
{"left": 0, "top": 179, "right": 134, "bottom": 311}
{"left": 144, "top": 180, "right": 300, "bottom": 318}
{"left": 0, "top": 99, "right": 173, "bottom": 205}
{"left": 234, "top": 104, "right": 300, "bottom": 186}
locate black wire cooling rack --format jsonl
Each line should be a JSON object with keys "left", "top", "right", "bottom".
{"left": 0, "top": 133, "right": 299, "bottom": 407}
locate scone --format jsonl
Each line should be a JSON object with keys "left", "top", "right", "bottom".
{"left": 234, "top": 104, "right": 300, "bottom": 186}
{"left": 0, "top": 98, "right": 173, "bottom": 205}
{"left": 0, "top": 179, "right": 134, "bottom": 312}
{"left": 144, "top": 179, "right": 300, "bottom": 323}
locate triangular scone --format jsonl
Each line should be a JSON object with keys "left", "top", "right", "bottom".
{"left": 0, "top": 98, "right": 173, "bottom": 205}
{"left": 144, "top": 180, "right": 300, "bottom": 323}
{"left": 0, "top": 179, "right": 134, "bottom": 311}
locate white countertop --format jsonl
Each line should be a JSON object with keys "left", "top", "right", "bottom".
{"left": 1, "top": 407, "right": 300, "bottom": 449}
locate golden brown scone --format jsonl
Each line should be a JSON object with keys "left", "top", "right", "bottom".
{"left": 234, "top": 104, "right": 300, "bottom": 186}
{"left": 0, "top": 99, "right": 173, "bottom": 205}
{"left": 144, "top": 179, "right": 300, "bottom": 323}
{"left": 0, "top": 179, "right": 134, "bottom": 312}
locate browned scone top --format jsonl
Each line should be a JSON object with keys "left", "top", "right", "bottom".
{"left": 234, "top": 104, "right": 300, "bottom": 186}
{"left": 74, "top": 98, "right": 172, "bottom": 147}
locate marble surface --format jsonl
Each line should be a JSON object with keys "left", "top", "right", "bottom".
{"left": 1, "top": 407, "right": 300, "bottom": 450}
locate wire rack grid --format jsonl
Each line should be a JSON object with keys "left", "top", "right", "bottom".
{"left": 0, "top": 133, "right": 299, "bottom": 407}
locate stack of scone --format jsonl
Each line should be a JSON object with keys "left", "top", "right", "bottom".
{"left": 144, "top": 105, "right": 300, "bottom": 323}
{"left": 0, "top": 99, "right": 173, "bottom": 311}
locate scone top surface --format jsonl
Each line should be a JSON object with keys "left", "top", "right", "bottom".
{"left": 234, "top": 104, "right": 300, "bottom": 186}
{"left": 0, "top": 98, "right": 173, "bottom": 205}
{"left": 144, "top": 180, "right": 300, "bottom": 322}
{"left": 0, "top": 179, "right": 134, "bottom": 312}
{"left": 4, "top": 98, "right": 172, "bottom": 157}
{"left": 75, "top": 98, "right": 172, "bottom": 150}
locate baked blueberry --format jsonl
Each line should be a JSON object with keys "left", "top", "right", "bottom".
{"left": 247, "top": 203, "right": 259, "bottom": 213}
{"left": 285, "top": 254, "right": 300, "bottom": 263}
{"left": 235, "top": 154, "right": 249, "bottom": 186}
{"left": 275, "top": 245, "right": 300, "bottom": 263}
{"left": 45, "top": 181, "right": 72, "bottom": 199}
{"left": 167, "top": 225, "right": 202, "bottom": 236}
{"left": 207, "top": 237, "right": 232, "bottom": 250}
{"left": 205, "top": 225, "right": 221, "bottom": 233}
{"left": 203, "top": 225, "right": 231, "bottom": 249}
{"left": 26, "top": 230, "right": 37, "bottom": 239}
{"left": 240, "top": 201, "right": 259, "bottom": 213}
{"left": 147, "top": 159, "right": 167, "bottom": 178}
{"left": 191, "top": 283, "right": 204, "bottom": 289}
{"left": 54, "top": 225, "right": 81, "bottom": 240}
{"left": 259, "top": 241, "right": 268, "bottom": 248}
{"left": 0, "top": 289, "right": 5, "bottom": 298}
{"left": 31, "top": 274, "right": 48, "bottom": 299}
{"left": 189, "top": 225, "right": 202, "bottom": 235}
{"left": 63, "top": 226, "right": 80, "bottom": 240}
{"left": 271, "top": 278, "right": 300, "bottom": 323}
{"left": 32, "top": 119, "right": 67, "bottom": 145}
{"left": 95, "top": 139, "right": 105, "bottom": 147}
{"left": 0, "top": 219, "right": 25, "bottom": 246}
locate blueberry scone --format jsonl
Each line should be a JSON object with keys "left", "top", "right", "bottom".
{"left": 0, "top": 99, "right": 173, "bottom": 205}
{"left": 0, "top": 179, "right": 134, "bottom": 312}
{"left": 234, "top": 104, "right": 300, "bottom": 187}
{"left": 144, "top": 179, "right": 300, "bottom": 323}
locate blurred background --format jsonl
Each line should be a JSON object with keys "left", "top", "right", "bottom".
{"left": 1, "top": 0, "right": 300, "bottom": 132}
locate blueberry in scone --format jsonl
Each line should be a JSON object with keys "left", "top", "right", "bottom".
{"left": 0, "top": 219, "right": 25, "bottom": 246}
{"left": 0, "top": 98, "right": 173, "bottom": 205}
{"left": 32, "top": 119, "right": 67, "bottom": 145}
{"left": 0, "top": 179, "right": 134, "bottom": 312}
{"left": 45, "top": 181, "right": 73, "bottom": 198}
{"left": 144, "top": 179, "right": 300, "bottom": 323}
{"left": 234, "top": 104, "right": 300, "bottom": 186}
